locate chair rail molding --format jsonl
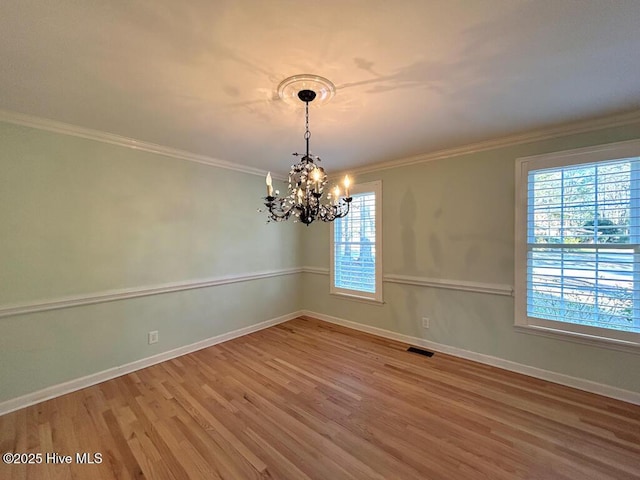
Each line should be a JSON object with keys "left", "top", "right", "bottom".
{"left": 0, "top": 267, "right": 303, "bottom": 318}
{"left": 384, "top": 273, "right": 514, "bottom": 296}
{"left": 302, "top": 267, "right": 514, "bottom": 296}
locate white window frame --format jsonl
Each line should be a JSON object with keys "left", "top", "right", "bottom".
{"left": 330, "top": 180, "right": 383, "bottom": 303}
{"left": 515, "top": 139, "right": 640, "bottom": 351}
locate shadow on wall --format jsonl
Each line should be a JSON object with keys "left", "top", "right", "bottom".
{"left": 390, "top": 187, "right": 432, "bottom": 337}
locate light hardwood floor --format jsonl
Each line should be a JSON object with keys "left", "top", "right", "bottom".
{"left": 1, "top": 316, "right": 639, "bottom": 479}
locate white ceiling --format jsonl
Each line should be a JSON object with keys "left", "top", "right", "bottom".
{"left": 2, "top": 1, "right": 640, "bottom": 175}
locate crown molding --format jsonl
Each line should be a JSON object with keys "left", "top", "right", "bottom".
{"left": 0, "top": 109, "right": 274, "bottom": 178}
{"left": 4, "top": 108, "right": 638, "bottom": 182}
{"left": 337, "top": 110, "right": 640, "bottom": 177}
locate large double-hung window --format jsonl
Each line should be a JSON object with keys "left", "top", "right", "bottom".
{"left": 515, "top": 140, "right": 640, "bottom": 348}
{"left": 330, "top": 180, "right": 382, "bottom": 302}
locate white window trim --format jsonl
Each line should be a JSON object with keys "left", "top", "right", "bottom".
{"left": 515, "top": 139, "right": 640, "bottom": 352}
{"left": 330, "top": 180, "right": 383, "bottom": 303}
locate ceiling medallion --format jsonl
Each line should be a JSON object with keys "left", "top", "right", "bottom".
{"left": 277, "top": 74, "right": 336, "bottom": 107}
{"left": 260, "top": 75, "right": 351, "bottom": 226}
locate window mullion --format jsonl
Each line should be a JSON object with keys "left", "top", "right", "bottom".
{"left": 560, "top": 169, "right": 565, "bottom": 318}
{"left": 594, "top": 165, "right": 599, "bottom": 322}
{"left": 631, "top": 160, "right": 640, "bottom": 328}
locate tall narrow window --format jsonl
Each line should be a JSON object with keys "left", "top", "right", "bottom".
{"left": 330, "top": 180, "right": 382, "bottom": 302}
{"left": 515, "top": 140, "right": 640, "bottom": 348}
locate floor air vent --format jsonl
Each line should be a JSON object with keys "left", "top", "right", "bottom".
{"left": 407, "top": 346, "right": 434, "bottom": 357}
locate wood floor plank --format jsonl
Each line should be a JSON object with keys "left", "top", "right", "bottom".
{"left": 1, "top": 316, "right": 639, "bottom": 480}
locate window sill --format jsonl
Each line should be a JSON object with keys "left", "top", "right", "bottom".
{"left": 330, "top": 292, "right": 385, "bottom": 306}
{"left": 514, "top": 324, "right": 640, "bottom": 355}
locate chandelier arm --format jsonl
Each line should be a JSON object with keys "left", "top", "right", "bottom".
{"left": 334, "top": 201, "right": 351, "bottom": 219}
{"left": 318, "top": 197, "right": 352, "bottom": 222}
{"left": 263, "top": 197, "right": 295, "bottom": 222}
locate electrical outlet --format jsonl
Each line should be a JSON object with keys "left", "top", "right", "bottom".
{"left": 148, "top": 330, "right": 159, "bottom": 344}
{"left": 422, "top": 317, "right": 430, "bottom": 329}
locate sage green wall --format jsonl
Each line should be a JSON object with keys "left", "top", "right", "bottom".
{"left": 3, "top": 117, "right": 639, "bottom": 405}
{"left": 0, "top": 121, "right": 301, "bottom": 402}
{"left": 302, "top": 121, "right": 640, "bottom": 393}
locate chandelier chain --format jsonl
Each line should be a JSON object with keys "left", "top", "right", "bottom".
{"left": 304, "top": 101, "right": 310, "bottom": 157}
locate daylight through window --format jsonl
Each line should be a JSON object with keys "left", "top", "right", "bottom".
{"left": 515, "top": 140, "right": 640, "bottom": 347}
{"left": 330, "top": 180, "right": 382, "bottom": 302}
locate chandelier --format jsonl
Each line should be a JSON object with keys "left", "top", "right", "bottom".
{"left": 261, "top": 75, "right": 352, "bottom": 225}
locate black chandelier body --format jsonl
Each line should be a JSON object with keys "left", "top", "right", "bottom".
{"left": 262, "top": 88, "right": 352, "bottom": 226}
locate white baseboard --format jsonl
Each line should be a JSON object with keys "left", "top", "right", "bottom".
{"left": 0, "top": 311, "right": 303, "bottom": 416}
{"left": 4, "top": 308, "right": 637, "bottom": 416}
{"left": 302, "top": 310, "right": 640, "bottom": 406}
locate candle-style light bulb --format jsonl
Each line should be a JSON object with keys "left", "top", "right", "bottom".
{"left": 344, "top": 175, "right": 351, "bottom": 197}
{"left": 297, "top": 188, "right": 303, "bottom": 204}
{"left": 312, "top": 168, "right": 321, "bottom": 193}
{"left": 266, "top": 172, "right": 273, "bottom": 196}
{"left": 333, "top": 185, "right": 340, "bottom": 205}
